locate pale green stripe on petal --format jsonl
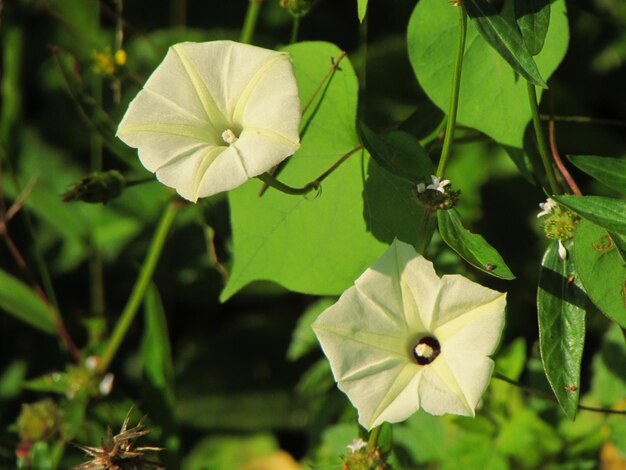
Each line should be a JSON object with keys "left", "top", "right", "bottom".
{"left": 231, "top": 54, "right": 289, "bottom": 124}
{"left": 355, "top": 285, "right": 407, "bottom": 331}
{"left": 340, "top": 356, "right": 405, "bottom": 382}
{"left": 117, "top": 123, "right": 219, "bottom": 144}
{"left": 312, "top": 325, "right": 407, "bottom": 357}
{"left": 173, "top": 45, "right": 229, "bottom": 130}
{"left": 368, "top": 362, "right": 421, "bottom": 426}
{"left": 242, "top": 127, "right": 300, "bottom": 149}
{"left": 427, "top": 355, "right": 473, "bottom": 413}
{"left": 192, "top": 146, "right": 228, "bottom": 201}
{"left": 434, "top": 293, "right": 505, "bottom": 343}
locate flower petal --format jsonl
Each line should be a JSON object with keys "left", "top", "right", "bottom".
{"left": 432, "top": 274, "right": 505, "bottom": 334}
{"left": 418, "top": 356, "right": 474, "bottom": 416}
{"left": 338, "top": 361, "right": 422, "bottom": 430}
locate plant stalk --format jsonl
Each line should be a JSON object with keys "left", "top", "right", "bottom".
{"left": 435, "top": 6, "right": 467, "bottom": 178}
{"left": 240, "top": 0, "right": 263, "bottom": 44}
{"left": 527, "top": 82, "right": 560, "bottom": 194}
{"left": 98, "top": 201, "right": 179, "bottom": 373}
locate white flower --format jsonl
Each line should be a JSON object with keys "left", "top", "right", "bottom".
{"left": 537, "top": 198, "right": 557, "bottom": 218}
{"left": 427, "top": 175, "right": 450, "bottom": 193}
{"left": 312, "top": 240, "right": 506, "bottom": 430}
{"left": 346, "top": 438, "right": 367, "bottom": 453}
{"left": 117, "top": 40, "right": 301, "bottom": 201}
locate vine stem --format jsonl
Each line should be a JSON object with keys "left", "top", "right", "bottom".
{"left": 494, "top": 373, "right": 626, "bottom": 415}
{"left": 257, "top": 144, "right": 363, "bottom": 196}
{"left": 240, "top": 0, "right": 263, "bottom": 45}
{"left": 435, "top": 6, "right": 467, "bottom": 178}
{"left": 367, "top": 425, "right": 382, "bottom": 451}
{"left": 527, "top": 82, "right": 560, "bottom": 194}
{"left": 290, "top": 15, "right": 300, "bottom": 44}
{"left": 97, "top": 201, "right": 179, "bottom": 374}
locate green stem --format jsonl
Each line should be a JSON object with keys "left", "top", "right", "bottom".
{"left": 256, "top": 172, "right": 319, "bottom": 195}
{"left": 97, "top": 201, "right": 179, "bottom": 373}
{"left": 367, "top": 425, "right": 382, "bottom": 451}
{"left": 435, "top": 6, "right": 467, "bottom": 178}
{"left": 240, "top": 0, "right": 263, "bottom": 44}
{"left": 527, "top": 81, "right": 560, "bottom": 194}
{"left": 290, "top": 15, "right": 300, "bottom": 44}
{"left": 257, "top": 144, "right": 363, "bottom": 196}
{"left": 90, "top": 72, "right": 105, "bottom": 316}
{"left": 494, "top": 372, "right": 626, "bottom": 415}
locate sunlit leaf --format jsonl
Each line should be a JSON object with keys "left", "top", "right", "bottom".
{"left": 567, "top": 155, "right": 626, "bottom": 194}
{"left": 537, "top": 240, "right": 586, "bottom": 420}
{"left": 574, "top": 219, "right": 626, "bottom": 328}
{"left": 554, "top": 195, "right": 626, "bottom": 235}
{"left": 408, "top": 0, "right": 569, "bottom": 147}
{"left": 437, "top": 209, "right": 515, "bottom": 279}
{"left": 464, "top": 0, "right": 547, "bottom": 87}
{"left": 358, "top": 0, "right": 368, "bottom": 22}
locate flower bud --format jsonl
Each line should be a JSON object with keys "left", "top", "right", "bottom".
{"left": 17, "top": 399, "right": 60, "bottom": 442}
{"left": 62, "top": 170, "right": 125, "bottom": 204}
{"left": 280, "top": 0, "right": 316, "bottom": 17}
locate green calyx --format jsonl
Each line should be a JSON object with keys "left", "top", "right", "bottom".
{"left": 542, "top": 205, "right": 579, "bottom": 242}
{"left": 62, "top": 170, "right": 126, "bottom": 204}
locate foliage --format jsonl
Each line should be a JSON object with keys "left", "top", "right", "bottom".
{"left": 1, "top": 0, "right": 626, "bottom": 469}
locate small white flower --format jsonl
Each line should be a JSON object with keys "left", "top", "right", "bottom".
{"left": 537, "top": 198, "right": 557, "bottom": 218}
{"left": 426, "top": 175, "right": 450, "bottom": 193}
{"left": 312, "top": 240, "right": 506, "bottom": 430}
{"left": 99, "top": 373, "right": 115, "bottom": 396}
{"left": 557, "top": 239, "right": 568, "bottom": 260}
{"left": 346, "top": 438, "right": 367, "bottom": 453}
{"left": 117, "top": 40, "right": 301, "bottom": 201}
{"left": 416, "top": 182, "right": 426, "bottom": 193}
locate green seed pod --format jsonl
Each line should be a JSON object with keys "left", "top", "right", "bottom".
{"left": 62, "top": 170, "right": 126, "bottom": 204}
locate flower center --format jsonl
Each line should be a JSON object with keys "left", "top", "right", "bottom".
{"left": 412, "top": 336, "right": 441, "bottom": 365}
{"left": 221, "top": 129, "right": 238, "bottom": 145}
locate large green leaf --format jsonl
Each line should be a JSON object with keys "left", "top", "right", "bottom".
{"left": 515, "top": 0, "right": 551, "bottom": 56}
{"left": 537, "top": 240, "right": 586, "bottom": 420}
{"left": 554, "top": 195, "right": 626, "bottom": 235}
{"left": 464, "top": 0, "right": 546, "bottom": 87}
{"left": 567, "top": 155, "right": 626, "bottom": 194}
{"left": 408, "top": 0, "right": 569, "bottom": 147}
{"left": 223, "top": 42, "right": 422, "bottom": 300}
{"left": 437, "top": 209, "right": 515, "bottom": 279}
{"left": 574, "top": 219, "right": 626, "bottom": 327}
{"left": 0, "top": 269, "right": 56, "bottom": 334}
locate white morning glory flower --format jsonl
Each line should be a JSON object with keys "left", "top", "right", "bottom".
{"left": 117, "top": 40, "right": 301, "bottom": 201}
{"left": 537, "top": 198, "right": 557, "bottom": 218}
{"left": 312, "top": 240, "right": 506, "bottom": 430}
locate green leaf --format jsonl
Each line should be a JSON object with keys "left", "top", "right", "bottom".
{"left": 0, "top": 269, "right": 56, "bottom": 334}
{"left": 537, "top": 240, "right": 586, "bottom": 420}
{"left": 464, "top": 0, "right": 546, "bottom": 87}
{"left": 224, "top": 42, "right": 416, "bottom": 300}
{"left": 515, "top": 0, "right": 551, "bottom": 56}
{"left": 358, "top": 0, "right": 368, "bottom": 22}
{"left": 359, "top": 123, "right": 433, "bottom": 184}
{"left": 287, "top": 298, "right": 335, "bottom": 361}
{"left": 567, "top": 155, "right": 626, "bottom": 194}
{"left": 141, "top": 285, "right": 180, "bottom": 468}
{"left": 554, "top": 195, "right": 626, "bottom": 235}
{"left": 573, "top": 219, "right": 626, "bottom": 328}
{"left": 408, "top": 0, "right": 569, "bottom": 147}
{"left": 437, "top": 209, "right": 515, "bottom": 279}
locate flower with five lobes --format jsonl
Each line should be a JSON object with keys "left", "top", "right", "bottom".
{"left": 312, "top": 239, "right": 507, "bottom": 430}
{"left": 117, "top": 40, "right": 301, "bottom": 201}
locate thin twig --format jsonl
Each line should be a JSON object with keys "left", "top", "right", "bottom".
{"left": 541, "top": 114, "right": 626, "bottom": 128}
{"left": 494, "top": 373, "right": 626, "bottom": 416}
{"left": 548, "top": 98, "right": 582, "bottom": 195}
